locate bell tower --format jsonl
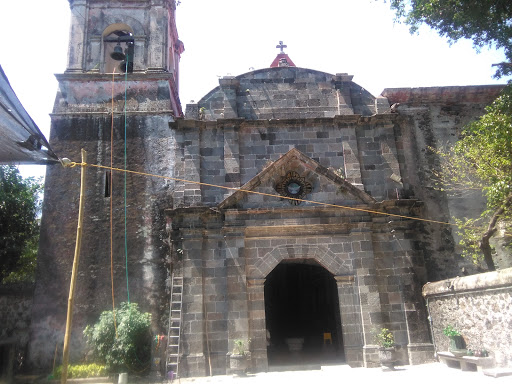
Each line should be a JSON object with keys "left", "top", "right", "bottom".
{"left": 29, "top": 0, "right": 184, "bottom": 371}
{"left": 65, "top": 0, "right": 184, "bottom": 114}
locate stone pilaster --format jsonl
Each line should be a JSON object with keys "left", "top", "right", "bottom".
{"left": 66, "top": 0, "right": 87, "bottom": 72}
{"left": 379, "top": 120, "right": 403, "bottom": 199}
{"left": 339, "top": 123, "right": 363, "bottom": 189}
{"left": 219, "top": 77, "right": 240, "bottom": 119}
{"left": 180, "top": 230, "right": 206, "bottom": 377}
{"left": 147, "top": 1, "right": 167, "bottom": 71}
{"left": 392, "top": 231, "right": 435, "bottom": 364}
{"left": 333, "top": 73, "right": 354, "bottom": 114}
{"left": 247, "top": 278, "right": 268, "bottom": 373}
{"left": 335, "top": 275, "right": 364, "bottom": 367}
{"left": 225, "top": 231, "right": 250, "bottom": 374}
{"left": 222, "top": 121, "right": 241, "bottom": 194}
{"left": 350, "top": 229, "right": 382, "bottom": 368}
{"left": 201, "top": 231, "right": 229, "bottom": 375}
{"left": 174, "top": 121, "right": 202, "bottom": 207}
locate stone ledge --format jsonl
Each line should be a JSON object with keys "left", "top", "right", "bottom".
{"left": 423, "top": 267, "right": 512, "bottom": 297}
{"left": 438, "top": 351, "right": 494, "bottom": 372}
{"left": 382, "top": 85, "right": 506, "bottom": 105}
{"left": 484, "top": 368, "right": 512, "bottom": 378}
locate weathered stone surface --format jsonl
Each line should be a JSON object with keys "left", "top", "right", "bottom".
{"left": 423, "top": 268, "right": 512, "bottom": 368}
{"left": 196, "top": 68, "right": 376, "bottom": 120}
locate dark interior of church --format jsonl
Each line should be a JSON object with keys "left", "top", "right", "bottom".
{"left": 264, "top": 260, "right": 345, "bottom": 368}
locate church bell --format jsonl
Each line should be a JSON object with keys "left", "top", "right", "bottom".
{"left": 118, "top": 43, "right": 134, "bottom": 73}
{"left": 110, "top": 43, "right": 125, "bottom": 61}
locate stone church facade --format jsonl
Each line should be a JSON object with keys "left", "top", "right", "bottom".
{"left": 29, "top": 0, "right": 505, "bottom": 377}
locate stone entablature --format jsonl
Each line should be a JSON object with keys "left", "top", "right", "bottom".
{"left": 382, "top": 85, "right": 505, "bottom": 105}
{"left": 423, "top": 268, "right": 512, "bottom": 368}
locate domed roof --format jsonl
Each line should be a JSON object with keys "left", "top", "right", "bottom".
{"left": 186, "top": 67, "right": 378, "bottom": 120}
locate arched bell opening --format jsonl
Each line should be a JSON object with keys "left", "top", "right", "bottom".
{"left": 264, "top": 259, "right": 345, "bottom": 368}
{"left": 102, "top": 23, "right": 135, "bottom": 74}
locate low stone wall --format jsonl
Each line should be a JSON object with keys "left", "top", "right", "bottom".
{"left": 0, "top": 283, "right": 34, "bottom": 375}
{"left": 423, "top": 268, "right": 512, "bottom": 368}
{"left": 0, "top": 284, "right": 33, "bottom": 344}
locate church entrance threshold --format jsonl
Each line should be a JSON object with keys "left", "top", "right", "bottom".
{"left": 264, "top": 260, "right": 344, "bottom": 369}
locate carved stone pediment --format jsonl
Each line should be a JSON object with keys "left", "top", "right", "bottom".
{"left": 218, "top": 148, "right": 375, "bottom": 210}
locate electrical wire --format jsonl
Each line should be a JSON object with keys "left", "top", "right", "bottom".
{"left": 67, "top": 160, "right": 465, "bottom": 228}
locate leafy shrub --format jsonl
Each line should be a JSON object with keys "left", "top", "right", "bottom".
{"left": 443, "top": 325, "right": 461, "bottom": 337}
{"left": 232, "top": 339, "right": 249, "bottom": 356}
{"left": 375, "top": 328, "right": 394, "bottom": 348}
{"left": 84, "top": 302, "right": 152, "bottom": 374}
{"left": 53, "top": 363, "right": 107, "bottom": 378}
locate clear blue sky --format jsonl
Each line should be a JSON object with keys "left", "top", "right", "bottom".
{"left": 0, "top": 0, "right": 508, "bottom": 177}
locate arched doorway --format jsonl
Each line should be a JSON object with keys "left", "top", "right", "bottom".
{"left": 264, "top": 259, "right": 344, "bottom": 368}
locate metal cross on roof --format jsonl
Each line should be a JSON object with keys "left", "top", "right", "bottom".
{"left": 276, "top": 41, "right": 287, "bottom": 53}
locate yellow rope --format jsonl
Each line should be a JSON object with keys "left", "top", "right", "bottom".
{"left": 66, "top": 160, "right": 462, "bottom": 228}
{"left": 110, "top": 70, "right": 118, "bottom": 338}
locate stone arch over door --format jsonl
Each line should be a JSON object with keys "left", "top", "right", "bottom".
{"left": 247, "top": 244, "right": 363, "bottom": 372}
{"left": 250, "top": 244, "right": 351, "bottom": 280}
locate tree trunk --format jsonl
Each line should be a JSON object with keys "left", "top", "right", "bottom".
{"left": 479, "top": 235, "right": 496, "bottom": 271}
{"left": 479, "top": 193, "right": 512, "bottom": 271}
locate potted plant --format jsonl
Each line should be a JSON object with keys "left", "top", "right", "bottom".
{"left": 376, "top": 328, "right": 397, "bottom": 370}
{"left": 229, "top": 339, "right": 250, "bottom": 376}
{"left": 443, "top": 325, "right": 465, "bottom": 353}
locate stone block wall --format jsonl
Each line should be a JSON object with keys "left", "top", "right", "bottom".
{"left": 423, "top": 268, "right": 512, "bottom": 368}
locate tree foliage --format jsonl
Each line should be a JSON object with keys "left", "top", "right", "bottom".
{"left": 83, "top": 302, "right": 152, "bottom": 374}
{"left": 432, "top": 86, "right": 512, "bottom": 269}
{"left": 0, "top": 166, "right": 42, "bottom": 283}
{"left": 386, "top": 0, "right": 512, "bottom": 77}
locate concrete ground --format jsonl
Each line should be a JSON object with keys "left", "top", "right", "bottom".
{"left": 13, "top": 362, "right": 512, "bottom": 383}
{"left": 176, "top": 363, "right": 512, "bottom": 384}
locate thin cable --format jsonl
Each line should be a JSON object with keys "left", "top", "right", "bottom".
{"left": 123, "top": 63, "right": 130, "bottom": 304}
{"left": 71, "top": 161, "right": 467, "bottom": 228}
{"left": 110, "top": 69, "right": 118, "bottom": 337}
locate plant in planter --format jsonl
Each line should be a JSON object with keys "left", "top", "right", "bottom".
{"left": 199, "top": 107, "right": 206, "bottom": 120}
{"left": 229, "top": 339, "right": 250, "bottom": 376}
{"left": 442, "top": 325, "right": 465, "bottom": 353}
{"left": 375, "top": 328, "right": 397, "bottom": 370}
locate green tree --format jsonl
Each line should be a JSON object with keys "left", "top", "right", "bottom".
{"left": 84, "top": 302, "right": 152, "bottom": 374}
{"left": 432, "top": 87, "right": 512, "bottom": 270}
{"left": 0, "top": 166, "right": 42, "bottom": 283}
{"left": 385, "top": 0, "right": 512, "bottom": 77}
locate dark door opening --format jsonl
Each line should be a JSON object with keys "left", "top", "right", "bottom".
{"left": 264, "top": 260, "right": 344, "bottom": 367}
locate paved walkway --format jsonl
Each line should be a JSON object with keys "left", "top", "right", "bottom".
{"left": 177, "top": 363, "right": 512, "bottom": 384}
